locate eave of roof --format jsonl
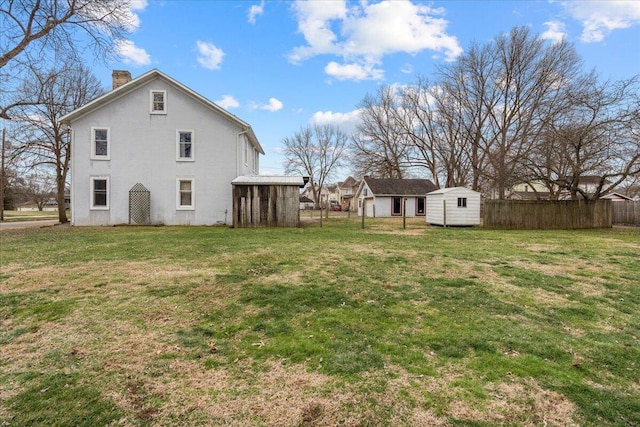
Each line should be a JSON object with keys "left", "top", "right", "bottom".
{"left": 232, "top": 175, "right": 305, "bottom": 186}
{"left": 59, "top": 68, "right": 264, "bottom": 154}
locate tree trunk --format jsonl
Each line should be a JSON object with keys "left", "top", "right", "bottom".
{"left": 57, "top": 175, "right": 67, "bottom": 223}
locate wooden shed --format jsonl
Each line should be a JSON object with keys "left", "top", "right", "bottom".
{"left": 426, "top": 187, "right": 481, "bottom": 226}
{"left": 231, "top": 176, "right": 306, "bottom": 228}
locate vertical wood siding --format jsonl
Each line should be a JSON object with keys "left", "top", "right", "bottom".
{"left": 232, "top": 184, "right": 300, "bottom": 227}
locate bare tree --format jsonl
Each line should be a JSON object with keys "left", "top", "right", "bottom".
{"left": 12, "top": 63, "right": 104, "bottom": 222}
{"left": 351, "top": 86, "right": 412, "bottom": 179}
{"left": 1, "top": 0, "right": 137, "bottom": 119}
{"left": 283, "top": 124, "right": 348, "bottom": 208}
{"left": 527, "top": 74, "right": 640, "bottom": 200}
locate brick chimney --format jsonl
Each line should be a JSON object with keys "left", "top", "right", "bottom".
{"left": 112, "top": 70, "right": 131, "bottom": 90}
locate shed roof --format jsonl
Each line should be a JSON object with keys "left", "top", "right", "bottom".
{"left": 231, "top": 175, "right": 305, "bottom": 186}
{"left": 427, "top": 187, "right": 480, "bottom": 196}
{"left": 364, "top": 178, "right": 437, "bottom": 196}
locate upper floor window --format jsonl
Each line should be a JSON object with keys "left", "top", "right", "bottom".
{"left": 244, "top": 140, "right": 249, "bottom": 165}
{"left": 253, "top": 147, "right": 258, "bottom": 173}
{"left": 150, "top": 90, "right": 167, "bottom": 114}
{"left": 177, "top": 130, "right": 194, "bottom": 161}
{"left": 91, "top": 127, "right": 110, "bottom": 160}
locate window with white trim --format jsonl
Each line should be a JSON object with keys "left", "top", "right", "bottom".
{"left": 91, "top": 127, "right": 110, "bottom": 160}
{"left": 253, "top": 148, "right": 258, "bottom": 173}
{"left": 177, "top": 178, "right": 194, "bottom": 210}
{"left": 177, "top": 130, "right": 194, "bottom": 161}
{"left": 244, "top": 140, "right": 248, "bottom": 165}
{"left": 150, "top": 90, "right": 167, "bottom": 114}
{"left": 457, "top": 197, "right": 467, "bottom": 208}
{"left": 90, "top": 177, "right": 109, "bottom": 210}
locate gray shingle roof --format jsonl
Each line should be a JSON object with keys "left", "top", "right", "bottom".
{"left": 364, "top": 178, "right": 437, "bottom": 196}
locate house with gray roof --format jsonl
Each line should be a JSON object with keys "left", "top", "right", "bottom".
{"left": 355, "top": 177, "right": 437, "bottom": 217}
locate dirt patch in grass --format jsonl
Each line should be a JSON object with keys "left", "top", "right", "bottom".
{"left": 445, "top": 379, "right": 577, "bottom": 426}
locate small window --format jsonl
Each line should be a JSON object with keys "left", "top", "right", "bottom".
{"left": 150, "top": 90, "right": 167, "bottom": 114}
{"left": 253, "top": 147, "right": 258, "bottom": 173}
{"left": 177, "top": 130, "right": 194, "bottom": 161}
{"left": 91, "top": 127, "right": 110, "bottom": 160}
{"left": 416, "top": 197, "right": 426, "bottom": 216}
{"left": 177, "top": 178, "right": 194, "bottom": 210}
{"left": 244, "top": 140, "right": 248, "bottom": 165}
{"left": 392, "top": 196, "right": 402, "bottom": 216}
{"left": 90, "top": 177, "right": 109, "bottom": 210}
{"left": 458, "top": 197, "right": 467, "bottom": 208}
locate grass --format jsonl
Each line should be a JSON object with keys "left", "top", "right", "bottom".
{"left": 1, "top": 218, "right": 639, "bottom": 426}
{"left": 1, "top": 210, "right": 61, "bottom": 222}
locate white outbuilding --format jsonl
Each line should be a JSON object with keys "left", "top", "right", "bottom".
{"left": 426, "top": 187, "right": 481, "bottom": 226}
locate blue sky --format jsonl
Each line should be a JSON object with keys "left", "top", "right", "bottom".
{"left": 92, "top": 0, "right": 640, "bottom": 178}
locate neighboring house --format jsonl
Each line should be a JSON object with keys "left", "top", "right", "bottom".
{"left": 60, "top": 69, "right": 264, "bottom": 226}
{"left": 338, "top": 176, "right": 360, "bottom": 211}
{"left": 426, "top": 187, "right": 481, "bottom": 226}
{"left": 299, "top": 196, "right": 314, "bottom": 210}
{"left": 300, "top": 183, "right": 328, "bottom": 208}
{"left": 509, "top": 181, "right": 552, "bottom": 200}
{"left": 601, "top": 192, "right": 633, "bottom": 202}
{"left": 356, "top": 177, "right": 437, "bottom": 217}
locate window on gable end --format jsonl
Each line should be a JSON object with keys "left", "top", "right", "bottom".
{"left": 457, "top": 197, "right": 467, "bottom": 208}
{"left": 150, "top": 90, "right": 167, "bottom": 114}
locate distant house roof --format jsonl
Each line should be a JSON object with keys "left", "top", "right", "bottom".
{"left": 340, "top": 176, "right": 359, "bottom": 189}
{"left": 59, "top": 68, "right": 264, "bottom": 155}
{"left": 362, "top": 177, "right": 437, "bottom": 196}
{"left": 299, "top": 196, "right": 314, "bottom": 203}
{"left": 232, "top": 175, "right": 305, "bottom": 187}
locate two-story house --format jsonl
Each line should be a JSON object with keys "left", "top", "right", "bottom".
{"left": 60, "top": 69, "right": 264, "bottom": 226}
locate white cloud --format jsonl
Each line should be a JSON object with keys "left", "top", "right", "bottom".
{"left": 196, "top": 41, "right": 225, "bottom": 70}
{"left": 289, "top": 0, "right": 462, "bottom": 80}
{"left": 561, "top": 1, "right": 640, "bottom": 42}
{"left": 215, "top": 95, "right": 240, "bottom": 109}
{"left": 115, "top": 39, "right": 151, "bottom": 66}
{"left": 129, "top": 0, "right": 148, "bottom": 11}
{"left": 311, "top": 109, "right": 362, "bottom": 135}
{"left": 251, "top": 98, "right": 284, "bottom": 112}
{"left": 325, "top": 61, "right": 384, "bottom": 81}
{"left": 248, "top": 0, "right": 265, "bottom": 24}
{"left": 541, "top": 21, "right": 567, "bottom": 43}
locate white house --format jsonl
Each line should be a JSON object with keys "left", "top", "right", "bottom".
{"left": 356, "top": 177, "right": 437, "bottom": 217}
{"left": 60, "top": 69, "right": 264, "bottom": 226}
{"left": 426, "top": 187, "right": 481, "bottom": 226}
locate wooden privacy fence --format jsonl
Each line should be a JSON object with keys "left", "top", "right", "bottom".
{"left": 484, "top": 200, "right": 612, "bottom": 229}
{"left": 612, "top": 201, "right": 640, "bottom": 225}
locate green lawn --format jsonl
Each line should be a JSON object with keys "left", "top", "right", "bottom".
{"left": 1, "top": 219, "right": 638, "bottom": 426}
{"left": 1, "top": 210, "right": 61, "bottom": 222}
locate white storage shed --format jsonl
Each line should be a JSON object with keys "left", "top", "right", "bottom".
{"left": 426, "top": 187, "right": 481, "bottom": 226}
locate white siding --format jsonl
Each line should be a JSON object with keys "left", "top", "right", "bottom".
{"left": 71, "top": 76, "right": 250, "bottom": 226}
{"left": 426, "top": 187, "right": 481, "bottom": 226}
